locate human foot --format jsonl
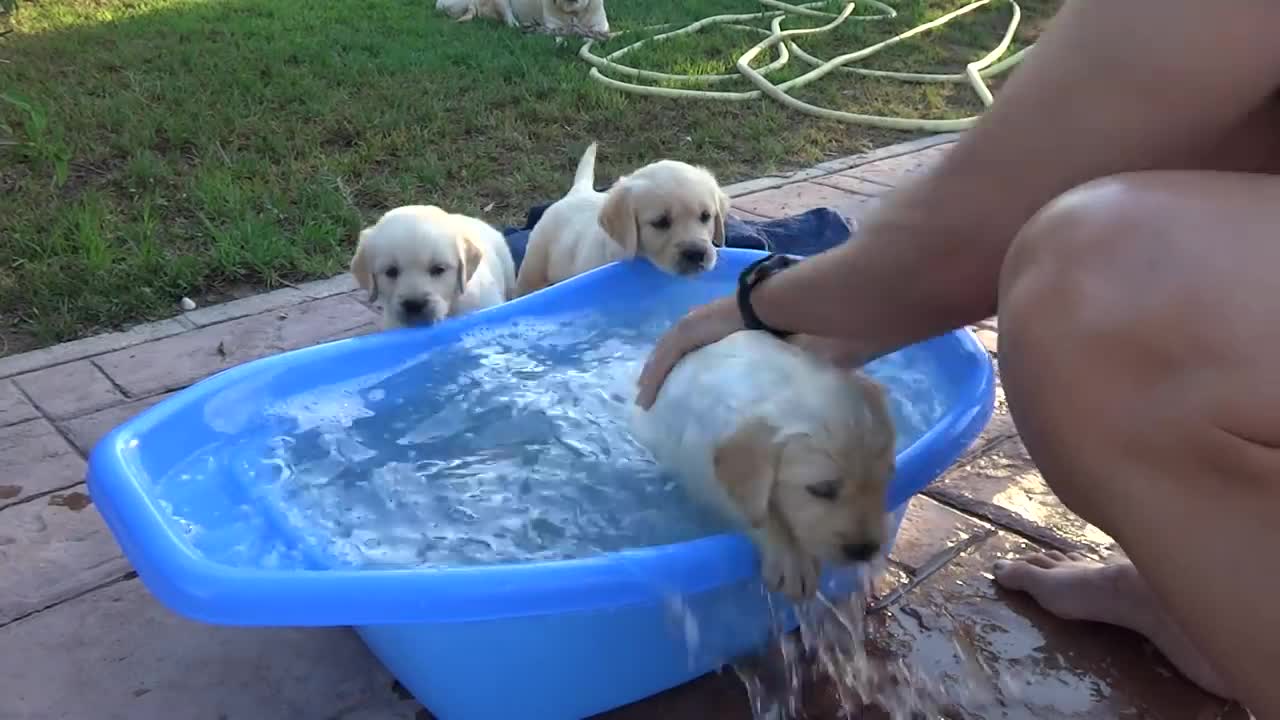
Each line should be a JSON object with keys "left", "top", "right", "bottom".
{"left": 993, "top": 551, "right": 1232, "bottom": 700}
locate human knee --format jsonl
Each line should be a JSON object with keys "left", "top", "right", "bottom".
{"left": 994, "top": 175, "right": 1187, "bottom": 518}
{"left": 997, "top": 173, "right": 1180, "bottom": 352}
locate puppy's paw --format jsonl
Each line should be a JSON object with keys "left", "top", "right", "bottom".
{"left": 761, "top": 546, "right": 821, "bottom": 601}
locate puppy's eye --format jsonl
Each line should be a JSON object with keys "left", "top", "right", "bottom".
{"left": 384, "top": 266, "right": 400, "bottom": 279}
{"left": 805, "top": 480, "right": 840, "bottom": 501}
{"left": 650, "top": 214, "right": 672, "bottom": 231}
{"left": 428, "top": 264, "right": 447, "bottom": 277}
{"left": 699, "top": 210, "right": 712, "bottom": 223}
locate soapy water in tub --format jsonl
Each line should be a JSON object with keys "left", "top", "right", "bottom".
{"left": 156, "top": 310, "right": 947, "bottom": 571}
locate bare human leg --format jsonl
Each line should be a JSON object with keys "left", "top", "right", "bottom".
{"left": 992, "top": 170, "right": 1280, "bottom": 716}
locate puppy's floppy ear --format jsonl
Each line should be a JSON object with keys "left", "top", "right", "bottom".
{"left": 713, "top": 187, "right": 731, "bottom": 248}
{"left": 713, "top": 417, "right": 781, "bottom": 527}
{"left": 455, "top": 231, "right": 484, "bottom": 296}
{"left": 350, "top": 227, "right": 378, "bottom": 303}
{"left": 598, "top": 181, "right": 639, "bottom": 257}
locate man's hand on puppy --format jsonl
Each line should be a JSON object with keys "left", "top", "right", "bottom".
{"left": 636, "top": 296, "right": 868, "bottom": 409}
{"left": 636, "top": 296, "right": 743, "bottom": 410}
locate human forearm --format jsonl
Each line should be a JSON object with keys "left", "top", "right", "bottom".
{"left": 750, "top": 172, "right": 1014, "bottom": 364}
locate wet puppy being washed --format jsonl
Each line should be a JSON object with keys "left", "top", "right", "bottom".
{"left": 349, "top": 205, "right": 516, "bottom": 330}
{"left": 630, "top": 330, "right": 896, "bottom": 600}
{"left": 515, "top": 142, "right": 730, "bottom": 296}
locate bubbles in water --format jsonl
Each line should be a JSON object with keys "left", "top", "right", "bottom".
{"left": 154, "top": 308, "right": 948, "bottom": 571}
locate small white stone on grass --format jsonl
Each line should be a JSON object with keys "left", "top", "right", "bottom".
{"left": 179, "top": 297, "right": 197, "bottom": 311}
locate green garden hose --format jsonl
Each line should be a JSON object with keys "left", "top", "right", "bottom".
{"left": 577, "top": 0, "right": 1033, "bottom": 131}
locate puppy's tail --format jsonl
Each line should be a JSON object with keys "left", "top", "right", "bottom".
{"left": 571, "top": 141, "right": 598, "bottom": 193}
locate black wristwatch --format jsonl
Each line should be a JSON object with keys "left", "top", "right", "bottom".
{"left": 737, "top": 253, "right": 800, "bottom": 338}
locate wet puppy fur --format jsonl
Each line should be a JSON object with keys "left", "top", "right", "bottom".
{"left": 713, "top": 369, "right": 896, "bottom": 600}
{"left": 635, "top": 332, "right": 897, "bottom": 601}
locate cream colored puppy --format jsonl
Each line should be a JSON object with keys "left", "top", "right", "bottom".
{"left": 541, "top": 0, "right": 609, "bottom": 36}
{"left": 516, "top": 143, "right": 730, "bottom": 296}
{"left": 349, "top": 205, "right": 516, "bottom": 330}
{"left": 630, "top": 330, "right": 896, "bottom": 601}
{"left": 435, "top": 0, "right": 608, "bottom": 36}
{"left": 435, "top": 0, "right": 523, "bottom": 26}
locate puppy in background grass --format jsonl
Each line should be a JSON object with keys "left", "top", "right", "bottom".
{"left": 630, "top": 330, "right": 896, "bottom": 601}
{"left": 515, "top": 142, "right": 731, "bottom": 296}
{"left": 349, "top": 205, "right": 516, "bottom": 330}
{"left": 435, "top": 0, "right": 609, "bottom": 37}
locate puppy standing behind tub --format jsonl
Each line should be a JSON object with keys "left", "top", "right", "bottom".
{"left": 515, "top": 142, "right": 731, "bottom": 296}
{"left": 349, "top": 205, "right": 516, "bottom": 330}
{"left": 630, "top": 329, "right": 896, "bottom": 601}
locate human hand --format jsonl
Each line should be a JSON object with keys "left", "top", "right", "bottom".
{"left": 635, "top": 296, "right": 743, "bottom": 410}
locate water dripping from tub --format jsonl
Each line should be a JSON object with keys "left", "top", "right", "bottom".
{"left": 716, "top": 569, "right": 1008, "bottom": 720}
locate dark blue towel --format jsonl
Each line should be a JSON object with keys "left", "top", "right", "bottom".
{"left": 502, "top": 202, "right": 854, "bottom": 271}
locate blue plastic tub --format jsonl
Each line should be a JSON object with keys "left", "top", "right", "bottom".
{"left": 87, "top": 248, "right": 995, "bottom": 720}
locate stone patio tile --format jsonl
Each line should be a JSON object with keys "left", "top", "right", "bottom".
{"left": 809, "top": 134, "right": 960, "bottom": 175}
{"left": 857, "top": 531, "right": 1242, "bottom": 719}
{"left": 721, "top": 172, "right": 808, "bottom": 197}
{"left": 182, "top": 285, "right": 309, "bottom": 327}
{"left": 837, "top": 143, "right": 953, "bottom": 187}
{"left": 0, "top": 317, "right": 191, "bottom": 381}
{"left": 96, "top": 294, "right": 377, "bottom": 397}
{"left": 888, "top": 495, "right": 993, "bottom": 575}
{"left": 811, "top": 173, "right": 895, "bottom": 197}
{"left": 321, "top": 321, "right": 381, "bottom": 344}
{"left": 13, "top": 360, "right": 126, "bottom": 420}
{"left": 0, "top": 419, "right": 86, "bottom": 510}
{"left": 0, "top": 483, "right": 130, "bottom": 625}
{"left": 300, "top": 272, "right": 359, "bottom": 300}
{"left": 60, "top": 393, "right": 174, "bottom": 455}
{"left": 733, "top": 182, "right": 879, "bottom": 223}
{"left": 0, "top": 578, "right": 420, "bottom": 720}
{"left": 0, "top": 380, "right": 39, "bottom": 428}
{"left": 927, "top": 431, "right": 1117, "bottom": 558}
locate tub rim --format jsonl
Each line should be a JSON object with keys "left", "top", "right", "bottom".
{"left": 86, "top": 249, "right": 997, "bottom": 626}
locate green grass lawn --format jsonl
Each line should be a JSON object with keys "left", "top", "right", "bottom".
{"left": 0, "top": 0, "right": 1058, "bottom": 352}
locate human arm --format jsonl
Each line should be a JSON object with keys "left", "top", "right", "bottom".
{"left": 637, "top": 0, "right": 1280, "bottom": 408}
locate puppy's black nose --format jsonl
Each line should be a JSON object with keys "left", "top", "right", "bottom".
{"left": 401, "top": 298, "right": 427, "bottom": 316}
{"left": 842, "top": 542, "right": 880, "bottom": 563}
{"left": 680, "top": 247, "right": 708, "bottom": 266}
